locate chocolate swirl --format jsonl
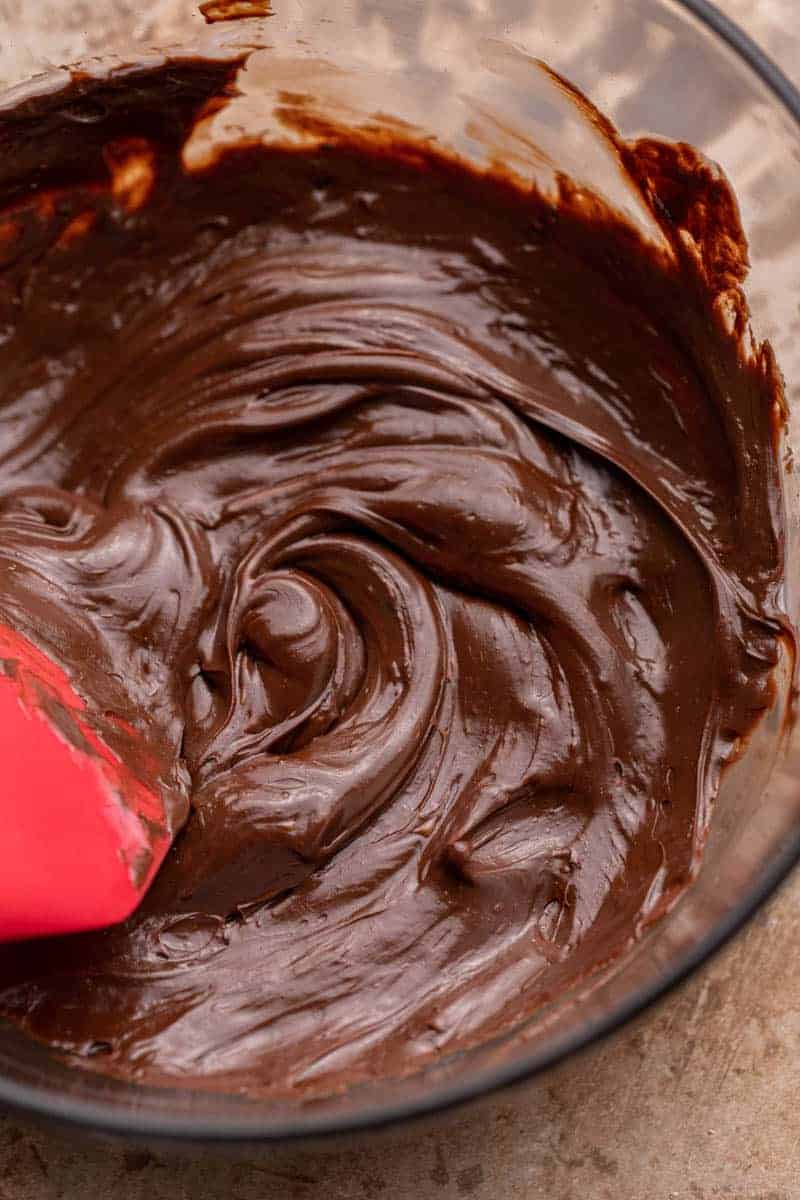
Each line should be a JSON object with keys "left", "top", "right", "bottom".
{"left": 0, "top": 63, "right": 786, "bottom": 1096}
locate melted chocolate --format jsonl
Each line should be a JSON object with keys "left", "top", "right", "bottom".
{"left": 0, "top": 61, "right": 788, "bottom": 1097}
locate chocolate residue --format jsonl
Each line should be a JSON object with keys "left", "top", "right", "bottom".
{"left": 0, "top": 60, "right": 789, "bottom": 1097}
{"left": 199, "top": 0, "right": 271, "bottom": 23}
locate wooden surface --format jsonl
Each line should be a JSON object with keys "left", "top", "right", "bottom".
{"left": 0, "top": 2, "right": 799, "bottom": 1196}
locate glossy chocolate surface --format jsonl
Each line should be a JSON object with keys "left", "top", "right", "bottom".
{"left": 0, "top": 61, "right": 787, "bottom": 1096}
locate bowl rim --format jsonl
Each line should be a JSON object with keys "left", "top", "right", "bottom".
{"left": 1, "top": 0, "right": 800, "bottom": 1145}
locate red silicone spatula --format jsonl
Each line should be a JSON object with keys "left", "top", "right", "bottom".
{"left": 0, "top": 624, "right": 172, "bottom": 943}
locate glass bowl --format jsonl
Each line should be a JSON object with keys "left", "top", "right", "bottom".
{"left": 0, "top": 0, "right": 799, "bottom": 1146}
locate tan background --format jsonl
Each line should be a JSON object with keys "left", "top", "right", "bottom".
{"left": 0, "top": 1, "right": 799, "bottom": 1196}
